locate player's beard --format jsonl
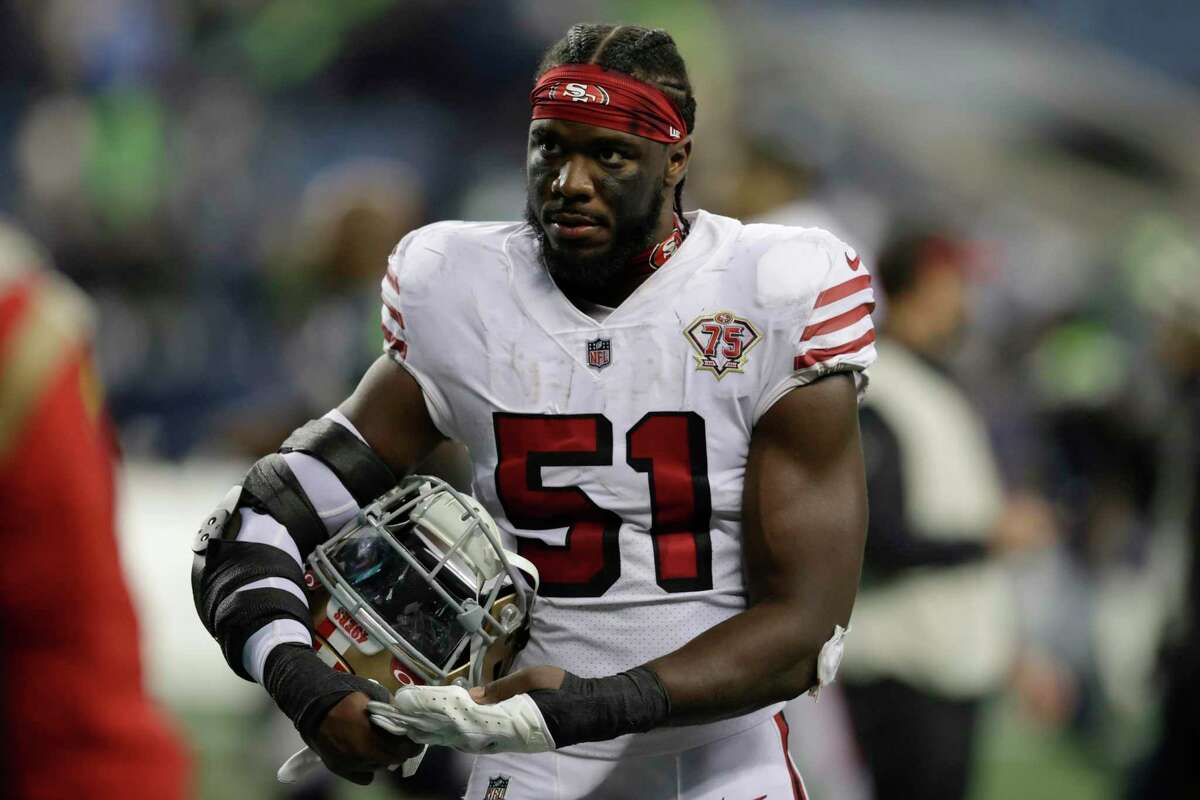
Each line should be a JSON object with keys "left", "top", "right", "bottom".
{"left": 525, "top": 188, "right": 665, "bottom": 300}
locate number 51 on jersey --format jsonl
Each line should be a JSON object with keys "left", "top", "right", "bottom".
{"left": 493, "top": 412, "right": 713, "bottom": 597}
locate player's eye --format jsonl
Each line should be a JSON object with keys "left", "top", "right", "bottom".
{"left": 536, "top": 140, "right": 561, "bottom": 157}
{"left": 597, "top": 148, "right": 625, "bottom": 166}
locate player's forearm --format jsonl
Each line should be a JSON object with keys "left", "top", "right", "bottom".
{"left": 645, "top": 374, "right": 865, "bottom": 725}
{"left": 646, "top": 596, "right": 837, "bottom": 725}
{"left": 489, "top": 595, "right": 843, "bottom": 749}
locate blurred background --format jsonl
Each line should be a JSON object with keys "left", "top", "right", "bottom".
{"left": 1, "top": 0, "right": 1198, "bottom": 798}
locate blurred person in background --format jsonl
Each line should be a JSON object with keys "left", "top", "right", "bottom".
{"left": 224, "top": 157, "right": 430, "bottom": 456}
{"left": 1126, "top": 221, "right": 1200, "bottom": 800}
{"left": 728, "top": 137, "right": 885, "bottom": 263}
{"left": 839, "top": 228, "right": 1058, "bottom": 800}
{"left": 0, "top": 219, "right": 189, "bottom": 798}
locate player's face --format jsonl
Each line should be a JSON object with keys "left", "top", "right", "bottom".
{"left": 525, "top": 119, "right": 669, "bottom": 294}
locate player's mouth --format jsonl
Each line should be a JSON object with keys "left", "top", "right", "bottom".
{"left": 545, "top": 210, "right": 608, "bottom": 245}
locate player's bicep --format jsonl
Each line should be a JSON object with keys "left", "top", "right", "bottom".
{"left": 743, "top": 373, "right": 866, "bottom": 621}
{"left": 339, "top": 356, "right": 445, "bottom": 476}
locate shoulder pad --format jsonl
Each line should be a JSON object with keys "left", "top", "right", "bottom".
{"left": 750, "top": 226, "right": 848, "bottom": 310}
{"left": 386, "top": 221, "right": 520, "bottom": 299}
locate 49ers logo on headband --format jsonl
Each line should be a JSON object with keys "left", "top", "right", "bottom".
{"left": 531, "top": 64, "right": 687, "bottom": 144}
{"left": 550, "top": 81, "right": 610, "bottom": 105}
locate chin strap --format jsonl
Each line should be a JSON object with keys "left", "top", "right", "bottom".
{"left": 468, "top": 549, "right": 540, "bottom": 685}
{"left": 501, "top": 550, "right": 540, "bottom": 595}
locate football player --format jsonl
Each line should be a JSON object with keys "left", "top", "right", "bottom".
{"left": 1, "top": 221, "right": 189, "bottom": 799}
{"left": 192, "top": 23, "right": 876, "bottom": 799}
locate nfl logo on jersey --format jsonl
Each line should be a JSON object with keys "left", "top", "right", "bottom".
{"left": 483, "top": 775, "right": 510, "bottom": 800}
{"left": 586, "top": 337, "right": 612, "bottom": 370}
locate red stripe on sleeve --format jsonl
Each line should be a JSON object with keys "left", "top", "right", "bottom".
{"left": 814, "top": 275, "right": 871, "bottom": 308}
{"left": 381, "top": 326, "right": 409, "bottom": 359}
{"left": 800, "top": 301, "right": 874, "bottom": 342}
{"left": 384, "top": 271, "right": 400, "bottom": 294}
{"left": 794, "top": 328, "right": 876, "bottom": 370}
{"left": 383, "top": 300, "right": 405, "bottom": 329}
{"left": 774, "top": 712, "right": 807, "bottom": 800}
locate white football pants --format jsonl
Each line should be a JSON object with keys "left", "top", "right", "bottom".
{"left": 463, "top": 712, "right": 807, "bottom": 800}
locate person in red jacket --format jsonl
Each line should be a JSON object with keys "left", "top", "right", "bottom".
{"left": 0, "top": 221, "right": 190, "bottom": 800}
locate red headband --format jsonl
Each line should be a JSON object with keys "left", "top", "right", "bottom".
{"left": 530, "top": 64, "right": 687, "bottom": 144}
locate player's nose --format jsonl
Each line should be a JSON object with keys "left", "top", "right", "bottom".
{"left": 551, "top": 155, "right": 595, "bottom": 200}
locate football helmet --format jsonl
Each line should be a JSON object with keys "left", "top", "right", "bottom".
{"left": 304, "top": 475, "right": 537, "bottom": 691}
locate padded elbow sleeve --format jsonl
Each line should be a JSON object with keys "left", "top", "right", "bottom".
{"left": 199, "top": 538, "right": 311, "bottom": 681}
{"left": 240, "top": 454, "right": 328, "bottom": 560}
{"left": 280, "top": 417, "right": 395, "bottom": 506}
{"left": 192, "top": 413, "right": 399, "bottom": 683}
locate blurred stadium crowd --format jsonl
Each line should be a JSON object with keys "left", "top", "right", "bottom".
{"left": 1, "top": 1, "right": 1198, "bottom": 798}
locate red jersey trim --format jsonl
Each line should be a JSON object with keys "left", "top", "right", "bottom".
{"left": 383, "top": 300, "right": 406, "bottom": 329}
{"left": 382, "top": 326, "right": 409, "bottom": 360}
{"left": 800, "top": 302, "right": 874, "bottom": 342}
{"left": 814, "top": 275, "right": 872, "bottom": 309}
{"left": 794, "top": 328, "right": 877, "bottom": 370}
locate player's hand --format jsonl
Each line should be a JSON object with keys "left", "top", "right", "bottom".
{"left": 991, "top": 492, "right": 1058, "bottom": 556}
{"left": 469, "top": 665, "right": 566, "bottom": 705}
{"left": 366, "top": 683, "right": 556, "bottom": 754}
{"left": 363, "top": 666, "right": 568, "bottom": 755}
{"left": 309, "top": 690, "right": 422, "bottom": 785}
{"left": 1010, "top": 650, "right": 1077, "bottom": 727}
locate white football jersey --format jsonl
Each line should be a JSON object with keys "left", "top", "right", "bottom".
{"left": 380, "top": 210, "right": 875, "bottom": 758}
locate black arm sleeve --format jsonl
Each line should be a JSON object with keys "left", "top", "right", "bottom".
{"left": 263, "top": 644, "right": 390, "bottom": 742}
{"left": 528, "top": 666, "right": 671, "bottom": 748}
{"left": 860, "top": 407, "right": 987, "bottom": 578}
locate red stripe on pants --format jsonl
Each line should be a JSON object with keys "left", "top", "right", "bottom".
{"left": 774, "top": 711, "right": 807, "bottom": 800}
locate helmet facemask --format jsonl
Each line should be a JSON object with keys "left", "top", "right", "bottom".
{"left": 305, "top": 476, "right": 536, "bottom": 690}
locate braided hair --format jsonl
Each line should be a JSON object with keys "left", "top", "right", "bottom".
{"left": 537, "top": 24, "right": 697, "bottom": 227}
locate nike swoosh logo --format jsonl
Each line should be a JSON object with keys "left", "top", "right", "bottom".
{"left": 845, "top": 252, "right": 861, "bottom": 270}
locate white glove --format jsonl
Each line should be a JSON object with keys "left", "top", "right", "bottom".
{"left": 366, "top": 684, "right": 555, "bottom": 754}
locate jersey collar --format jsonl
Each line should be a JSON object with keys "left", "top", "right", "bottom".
{"left": 627, "top": 214, "right": 686, "bottom": 277}
{"left": 505, "top": 210, "right": 726, "bottom": 339}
